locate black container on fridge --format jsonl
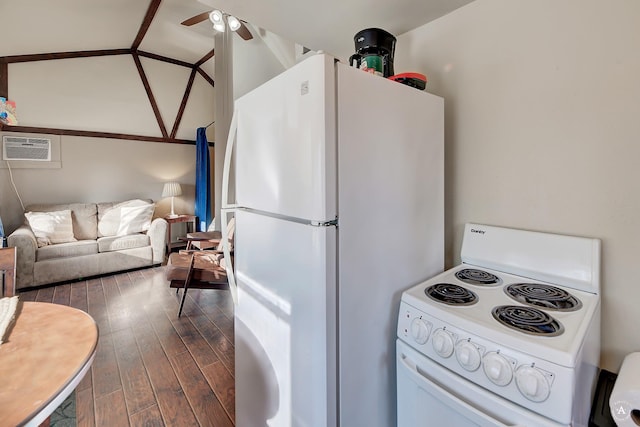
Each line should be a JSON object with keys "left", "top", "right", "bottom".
{"left": 349, "top": 28, "right": 396, "bottom": 77}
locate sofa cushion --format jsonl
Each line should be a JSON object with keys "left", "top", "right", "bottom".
{"left": 25, "top": 203, "right": 98, "bottom": 240}
{"left": 97, "top": 234, "right": 150, "bottom": 253}
{"left": 25, "top": 210, "right": 77, "bottom": 247}
{"left": 36, "top": 240, "right": 98, "bottom": 261}
{"left": 97, "top": 199, "right": 154, "bottom": 237}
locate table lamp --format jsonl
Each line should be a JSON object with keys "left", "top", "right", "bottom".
{"left": 162, "top": 182, "right": 182, "bottom": 218}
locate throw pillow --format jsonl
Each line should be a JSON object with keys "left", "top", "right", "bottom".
{"left": 98, "top": 199, "right": 152, "bottom": 237}
{"left": 25, "top": 209, "right": 77, "bottom": 247}
{"left": 117, "top": 204, "right": 155, "bottom": 236}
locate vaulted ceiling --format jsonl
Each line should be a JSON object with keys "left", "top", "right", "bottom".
{"left": 1, "top": 0, "right": 474, "bottom": 68}
{"left": 0, "top": 0, "right": 473, "bottom": 143}
{"left": 1, "top": 0, "right": 218, "bottom": 65}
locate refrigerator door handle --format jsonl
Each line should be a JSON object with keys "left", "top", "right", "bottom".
{"left": 222, "top": 108, "right": 239, "bottom": 305}
{"left": 222, "top": 107, "right": 238, "bottom": 211}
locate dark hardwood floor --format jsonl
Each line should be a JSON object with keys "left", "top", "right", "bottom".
{"left": 19, "top": 266, "right": 235, "bottom": 427}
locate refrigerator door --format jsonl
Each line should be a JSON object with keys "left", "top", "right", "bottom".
{"left": 234, "top": 54, "right": 337, "bottom": 222}
{"left": 234, "top": 209, "right": 337, "bottom": 427}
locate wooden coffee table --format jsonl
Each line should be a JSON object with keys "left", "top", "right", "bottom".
{"left": 0, "top": 302, "right": 98, "bottom": 426}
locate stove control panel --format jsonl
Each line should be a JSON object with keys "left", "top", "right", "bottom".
{"left": 397, "top": 301, "right": 570, "bottom": 420}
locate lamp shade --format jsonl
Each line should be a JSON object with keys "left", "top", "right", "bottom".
{"left": 162, "top": 182, "right": 182, "bottom": 198}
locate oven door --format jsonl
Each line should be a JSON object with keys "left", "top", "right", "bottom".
{"left": 396, "top": 340, "right": 565, "bottom": 427}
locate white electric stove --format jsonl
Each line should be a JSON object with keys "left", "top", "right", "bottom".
{"left": 396, "top": 223, "right": 601, "bottom": 427}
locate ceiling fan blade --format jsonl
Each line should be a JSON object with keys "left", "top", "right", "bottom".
{"left": 181, "top": 11, "right": 210, "bottom": 26}
{"left": 235, "top": 21, "right": 253, "bottom": 40}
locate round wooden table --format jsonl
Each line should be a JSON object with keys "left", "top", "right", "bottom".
{"left": 0, "top": 302, "right": 98, "bottom": 426}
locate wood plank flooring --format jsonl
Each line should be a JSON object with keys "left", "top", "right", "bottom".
{"left": 19, "top": 266, "right": 235, "bottom": 427}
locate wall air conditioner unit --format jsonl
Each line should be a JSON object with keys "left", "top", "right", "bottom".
{"left": 2, "top": 135, "right": 52, "bottom": 161}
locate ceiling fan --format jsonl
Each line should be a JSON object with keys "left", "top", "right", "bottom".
{"left": 181, "top": 10, "right": 253, "bottom": 40}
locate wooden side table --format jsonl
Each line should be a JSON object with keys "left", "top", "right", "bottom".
{"left": 165, "top": 214, "right": 197, "bottom": 253}
{"left": 0, "top": 247, "right": 16, "bottom": 297}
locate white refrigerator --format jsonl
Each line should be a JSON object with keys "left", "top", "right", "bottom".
{"left": 221, "top": 53, "right": 444, "bottom": 427}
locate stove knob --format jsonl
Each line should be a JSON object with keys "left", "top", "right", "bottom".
{"left": 515, "top": 365, "right": 551, "bottom": 402}
{"left": 431, "top": 329, "right": 455, "bottom": 358}
{"left": 410, "top": 318, "right": 432, "bottom": 344}
{"left": 482, "top": 352, "right": 513, "bottom": 386}
{"left": 455, "top": 340, "right": 481, "bottom": 371}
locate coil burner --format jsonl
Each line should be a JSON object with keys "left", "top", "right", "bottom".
{"left": 492, "top": 305, "right": 564, "bottom": 336}
{"left": 505, "top": 283, "right": 582, "bottom": 311}
{"left": 455, "top": 268, "right": 502, "bottom": 286}
{"left": 425, "top": 283, "right": 478, "bottom": 306}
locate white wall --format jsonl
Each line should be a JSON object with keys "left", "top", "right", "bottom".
{"left": 1, "top": 53, "right": 215, "bottom": 234}
{"left": 395, "top": 0, "right": 640, "bottom": 372}
{"left": 233, "top": 28, "right": 286, "bottom": 99}
{"left": 0, "top": 135, "right": 196, "bottom": 224}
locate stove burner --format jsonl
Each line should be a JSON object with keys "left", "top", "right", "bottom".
{"left": 492, "top": 305, "right": 564, "bottom": 336}
{"left": 505, "top": 283, "right": 582, "bottom": 311}
{"left": 455, "top": 268, "right": 502, "bottom": 286}
{"left": 425, "top": 283, "right": 478, "bottom": 306}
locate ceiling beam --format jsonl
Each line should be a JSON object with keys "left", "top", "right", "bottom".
{"left": 170, "top": 69, "right": 197, "bottom": 139}
{"left": 0, "top": 49, "right": 131, "bottom": 64}
{"left": 195, "top": 49, "right": 215, "bottom": 68}
{"left": 0, "top": 62, "right": 7, "bottom": 98}
{"left": 136, "top": 51, "right": 193, "bottom": 69}
{"left": 132, "top": 0, "right": 162, "bottom": 50}
{"left": 132, "top": 52, "right": 169, "bottom": 139}
{"left": 0, "top": 123, "right": 197, "bottom": 145}
{"left": 1, "top": 48, "right": 208, "bottom": 71}
{"left": 194, "top": 49, "right": 216, "bottom": 88}
{"left": 197, "top": 68, "right": 215, "bottom": 88}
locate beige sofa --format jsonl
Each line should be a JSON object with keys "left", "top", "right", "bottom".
{"left": 8, "top": 199, "right": 167, "bottom": 290}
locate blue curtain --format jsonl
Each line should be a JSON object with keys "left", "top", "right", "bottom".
{"left": 195, "top": 127, "right": 212, "bottom": 232}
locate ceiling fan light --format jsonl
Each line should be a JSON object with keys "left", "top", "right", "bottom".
{"left": 213, "top": 22, "right": 225, "bottom": 32}
{"left": 209, "top": 10, "right": 224, "bottom": 24}
{"left": 227, "top": 15, "right": 241, "bottom": 32}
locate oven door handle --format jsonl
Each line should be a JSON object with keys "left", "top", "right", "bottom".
{"left": 399, "top": 353, "right": 524, "bottom": 427}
